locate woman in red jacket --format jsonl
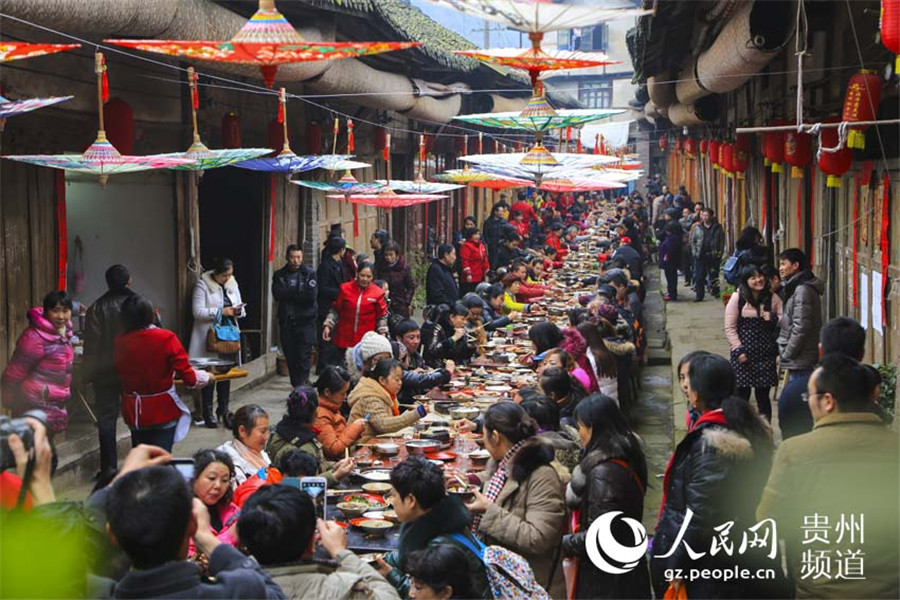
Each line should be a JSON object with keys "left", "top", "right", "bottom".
{"left": 322, "top": 262, "right": 388, "bottom": 355}
{"left": 114, "top": 295, "right": 210, "bottom": 451}
{"left": 459, "top": 228, "right": 490, "bottom": 295}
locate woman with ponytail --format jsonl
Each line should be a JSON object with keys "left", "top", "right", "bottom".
{"left": 465, "top": 401, "right": 566, "bottom": 595}
{"left": 651, "top": 354, "right": 776, "bottom": 599}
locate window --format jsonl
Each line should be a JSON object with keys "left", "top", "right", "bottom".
{"left": 579, "top": 80, "right": 613, "bottom": 108}
{"left": 557, "top": 29, "right": 572, "bottom": 51}
{"left": 579, "top": 25, "right": 608, "bottom": 52}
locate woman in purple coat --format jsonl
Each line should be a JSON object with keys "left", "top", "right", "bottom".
{"left": 1, "top": 291, "right": 74, "bottom": 433}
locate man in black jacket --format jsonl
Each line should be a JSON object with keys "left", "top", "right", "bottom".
{"left": 272, "top": 245, "right": 317, "bottom": 386}
{"left": 482, "top": 203, "right": 508, "bottom": 269}
{"left": 316, "top": 237, "right": 348, "bottom": 369}
{"left": 425, "top": 243, "right": 459, "bottom": 308}
{"left": 392, "top": 319, "right": 452, "bottom": 405}
{"left": 84, "top": 265, "right": 135, "bottom": 479}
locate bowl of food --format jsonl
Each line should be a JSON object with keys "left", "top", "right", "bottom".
{"left": 433, "top": 401, "right": 460, "bottom": 415}
{"left": 405, "top": 439, "right": 441, "bottom": 455}
{"left": 380, "top": 508, "right": 399, "bottom": 523}
{"left": 359, "top": 468, "right": 392, "bottom": 482}
{"left": 467, "top": 449, "right": 490, "bottom": 464}
{"left": 362, "top": 482, "right": 392, "bottom": 495}
{"left": 336, "top": 501, "right": 370, "bottom": 518}
{"left": 450, "top": 406, "right": 480, "bottom": 421}
{"left": 372, "top": 442, "right": 400, "bottom": 457}
{"left": 447, "top": 483, "right": 477, "bottom": 503}
{"left": 359, "top": 518, "right": 394, "bottom": 537}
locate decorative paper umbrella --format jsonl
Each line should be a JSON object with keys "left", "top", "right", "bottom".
{"left": 454, "top": 94, "right": 624, "bottom": 133}
{"left": 3, "top": 52, "right": 193, "bottom": 185}
{"left": 326, "top": 192, "right": 445, "bottom": 209}
{"left": 235, "top": 88, "right": 350, "bottom": 173}
{"left": 380, "top": 134, "right": 464, "bottom": 193}
{"left": 0, "top": 42, "right": 81, "bottom": 63}
{"left": 292, "top": 179, "right": 385, "bottom": 194}
{"left": 158, "top": 67, "right": 271, "bottom": 170}
{"left": 0, "top": 95, "right": 74, "bottom": 131}
{"left": 106, "top": 0, "right": 421, "bottom": 89}
{"left": 461, "top": 150, "right": 617, "bottom": 172}
{"left": 322, "top": 159, "right": 371, "bottom": 171}
{"left": 424, "top": 0, "right": 652, "bottom": 33}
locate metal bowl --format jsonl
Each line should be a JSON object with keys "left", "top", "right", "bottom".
{"left": 189, "top": 357, "right": 235, "bottom": 375}
{"left": 372, "top": 443, "right": 400, "bottom": 457}
{"left": 359, "top": 518, "right": 394, "bottom": 537}
{"left": 447, "top": 484, "right": 477, "bottom": 503}
{"left": 362, "top": 482, "right": 392, "bottom": 495}
{"left": 433, "top": 401, "right": 460, "bottom": 415}
{"left": 336, "top": 501, "right": 370, "bottom": 518}
{"left": 405, "top": 439, "right": 441, "bottom": 455}
{"left": 450, "top": 406, "right": 480, "bottom": 420}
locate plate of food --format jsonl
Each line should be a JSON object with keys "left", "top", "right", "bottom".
{"left": 343, "top": 493, "right": 387, "bottom": 507}
{"left": 485, "top": 385, "right": 512, "bottom": 392}
{"left": 424, "top": 451, "right": 457, "bottom": 462}
{"left": 358, "top": 468, "right": 392, "bottom": 482}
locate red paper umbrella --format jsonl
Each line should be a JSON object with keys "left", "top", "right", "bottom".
{"left": 106, "top": 0, "right": 420, "bottom": 88}
{"left": 0, "top": 42, "right": 81, "bottom": 63}
{"left": 327, "top": 191, "right": 445, "bottom": 209}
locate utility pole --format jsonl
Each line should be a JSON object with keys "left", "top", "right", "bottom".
{"left": 483, "top": 18, "right": 489, "bottom": 49}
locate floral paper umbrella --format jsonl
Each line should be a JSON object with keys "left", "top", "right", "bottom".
{"left": 379, "top": 176, "right": 465, "bottom": 194}
{"left": 0, "top": 94, "right": 74, "bottom": 131}
{"left": 461, "top": 149, "right": 616, "bottom": 172}
{"left": 158, "top": 68, "right": 272, "bottom": 170}
{"left": 454, "top": 93, "right": 623, "bottom": 132}
{"left": 3, "top": 53, "right": 193, "bottom": 185}
{"left": 0, "top": 42, "right": 81, "bottom": 63}
{"left": 234, "top": 88, "right": 350, "bottom": 173}
{"left": 106, "top": 0, "right": 421, "bottom": 89}
{"left": 292, "top": 179, "right": 386, "bottom": 194}
{"left": 327, "top": 191, "right": 446, "bottom": 209}
{"left": 424, "top": 0, "right": 651, "bottom": 33}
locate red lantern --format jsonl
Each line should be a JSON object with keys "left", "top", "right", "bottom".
{"left": 305, "top": 121, "right": 322, "bottom": 155}
{"left": 268, "top": 118, "right": 283, "bottom": 154}
{"left": 103, "top": 97, "right": 133, "bottom": 154}
{"left": 708, "top": 140, "right": 721, "bottom": 168}
{"left": 700, "top": 139, "right": 708, "bottom": 154}
{"left": 817, "top": 116, "right": 852, "bottom": 188}
{"left": 762, "top": 119, "right": 789, "bottom": 173}
{"left": 720, "top": 143, "right": 734, "bottom": 174}
{"left": 674, "top": 137, "right": 683, "bottom": 153}
{"left": 424, "top": 133, "right": 435, "bottom": 155}
{"left": 732, "top": 133, "right": 751, "bottom": 176}
{"left": 784, "top": 128, "right": 812, "bottom": 178}
{"left": 882, "top": 0, "right": 900, "bottom": 70}
{"left": 374, "top": 126, "right": 388, "bottom": 154}
{"left": 221, "top": 112, "right": 242, "bottom": 149}
{"left": 659, "top": 135, "right": 667, "bottom": 152}
{"left": 684, "top": 137, "right": 697, "bottom": 158}
{"left": 842, "top": 70, "right": 882, "bottom": 149}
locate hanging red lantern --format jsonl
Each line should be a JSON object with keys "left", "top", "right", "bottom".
{"left": 720, "top": 142, "right": 734, "bottom": 174}
{"left": 268, "top": 118, "right": 283, "bottom": 154}
{"left": 221, "top": 112, "right": 242, "bottom": 148}
{"left": 659, "top": 135, "right": 667, "bottom": 152}
{"left": 374, "top": 126, "right": 388, "bottom": 153}
{"left": 817, "top": 116, "right": 852, "bottom": 188}
{"left": 708, "top": 140, "right": 721, "bottom": 168}
{"left": 732, "top": 133, "right": 751, "bottom": 176}
{"left": 305, "top": 120, "right": 322, "bottom": 154}
{"left": 882, "top": 0, "right": 900, "bottom": 70}
{"left": 674, "top": 137, "right": 683, "bottom": 153}
{"left": 762, "top": 119, "right": 789, "bottom": 173}
{"left": 700, "top": 138, "right": 708, "bottom": 154}
{"left": 424, "top": 133, "right": 435, "bottom": 155}
{"left": 842, "top": 70, "right": 882, "bottom": 149}
{"left": 684, "top": 137, "right": 697, "bottom": 158}
{"left": 784, "top": 128, "right": 812, "bottom": 178}
{"left": 103, "top": 97, "right": 133, "bottom": 154}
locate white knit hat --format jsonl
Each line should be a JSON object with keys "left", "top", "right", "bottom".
{"left": 357, "top": 331, "right": 392, "bottom": 363}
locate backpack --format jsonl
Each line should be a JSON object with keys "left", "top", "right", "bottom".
{"left": 723, "top": 249, "right": 751, "bottom": 285}
{"left": 449, "top": 533, "right": 551, "bottom": 600}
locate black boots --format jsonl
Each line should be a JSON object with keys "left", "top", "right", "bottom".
{"left": 202, "top": 395, "right": 218, "bottom": 429}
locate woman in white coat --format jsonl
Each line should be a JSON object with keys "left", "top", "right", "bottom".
{"left": 190, "top": 257, "right": 244, "bottom": 429}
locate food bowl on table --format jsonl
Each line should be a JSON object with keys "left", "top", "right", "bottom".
{"left": 449, "top": 406, "right": 480, "bottom": 421}
{"left": 380, "top": 508, "right": 399, "bottom": 523}
{"left": 405, "top": 439, "right": 441, "bottom": 455}
{"left": 358, "top": 468, "right": 392, "bottom": 482}
{"left": 419, "top": 429, "right": 452, "bottom": 449}
{"left": 336, "top": 501, "right": 369, "bottom": 518}
{"left": 372, "top": 442, "right": 400, "bottom": 457}
{"left": 362, "top": 482, "right": 392, "bottom": 495}
{"left": 447, "top": 484, "right": 477, "bottom": 503}
{"left": 189, "top": 358, "right": 235, "bottom": 375}
{"left": 359, "top": 518, "right": 394, "bottom": 537}
{"left": 433, "top": 401, "right": 460, "bottom": 415}
{"left": 473, "top": 436, "right": 485, "bottom": 447}
{"left": 466, "top": 449, "right": 491, "bottom": 464}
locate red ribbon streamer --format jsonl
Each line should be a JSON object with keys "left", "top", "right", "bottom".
{"left": 577, "top": 138, "right": 582, "bottom": 154}
{"left": 880, "top": 172, "right": 891, "bottom": 326}
{"left": 347, "top": 119, "right": 354, "bottom": 153}
{"left": 809, "top": 175, "right": 815, "bottom": 269}
{"left": 383, "top": 132, "right": 390, "bottom": 162}
{"left": 268, "top": 174, "right": 276, "bottom": 262}
{"left": 190, "top": 71, "right": 199, "bottom": 110}
{"left": 761, "top": 166, "right": 768, "bottom": 237}
{"left": 353, "top": 204, "right": 359, "bottom": 238}
{"left": 852, "top": 174, "right": 860, "bottom": 308}
{"left": 277, "top": 88, "right": 285, "bottom": 124}
{"left": 56, "top": 171, "right": 67, "bottom": 291}
{"left": 796, "top": 175, "right": 803, "bottom": 252}
{"left": 419, "top": 134, "right": 425, "bottom": 167}
{"left": 101, "top": 55, "right": 109, "bottom": 103}
{"left": 594, "top": 133, "right": 599, "bottom": 154}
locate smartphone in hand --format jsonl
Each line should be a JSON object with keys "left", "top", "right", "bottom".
{"left": 301, "top": 476, "right": 328, "bottom": 521}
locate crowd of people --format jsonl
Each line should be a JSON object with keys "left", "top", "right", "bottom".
{"left": 1, "top": 185, "right": 897, "bottom": 600}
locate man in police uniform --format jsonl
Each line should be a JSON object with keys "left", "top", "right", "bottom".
{"left": 272, "top": 245, "right": 318, "bottom": 385}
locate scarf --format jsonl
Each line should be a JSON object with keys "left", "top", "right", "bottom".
{"left": 233, "top": 439, "right": 269, "bottom": 474}
{"left": 656, "top": 408, "right": 728, "bottom": 525}
{"left": 274, "top": 415, "right": 318, "bottom": 447}
{"left": 471, "top": 439, "right": 526, "bottom": 535}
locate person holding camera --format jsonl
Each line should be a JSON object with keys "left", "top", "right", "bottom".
{"left": 2, "top": 291, "right": 74, "bottom": 435}
{"left": 1, "top": 410, "right": 56, "bottom": 510}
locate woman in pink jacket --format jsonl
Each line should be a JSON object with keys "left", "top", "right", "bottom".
{"left": 459, "top": 228, "right": 490, "bottom": 295}
{"left": 189, "top": 448, "right": 241, "bottom": 557}
{"left": 1, "top": 291, "right": 74, "bottom": 433}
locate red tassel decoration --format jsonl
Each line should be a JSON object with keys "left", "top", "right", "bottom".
{"left": 594, "top": 134, "right": 599, "bottom": 155}
{"left": 353, "top": 204, "right": 359, "bottom": 238}
{"left": 56, "top": 171, "right": 67, "bottom": 291}
{"left": 277, "top": 89, "right": 285, "bottom": 124}
{"left": 383, "top": 132, "right": 391, "bottom": 162}
{"left": 347, "top": 119, "right": 354, "bottom": 153}
{"left": 190, "top": 68, "right": 199, "bottom": 110}
{"left": 577, "top": 138, "right": 582, "bottom": 153}
{"left": 880, "top": 172, "right": 891, "bottom": 326}
{"left": 852, "top": 174, "right": 860, "bottom": 308}
{"left": 101, "top": 54, "right": 109, "bottom": 103}
{"left": 419, "top": 134, "right": 426, "bottom": 167}
{"left": 565, "top": 126, "right": 572, "bottom": 150}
